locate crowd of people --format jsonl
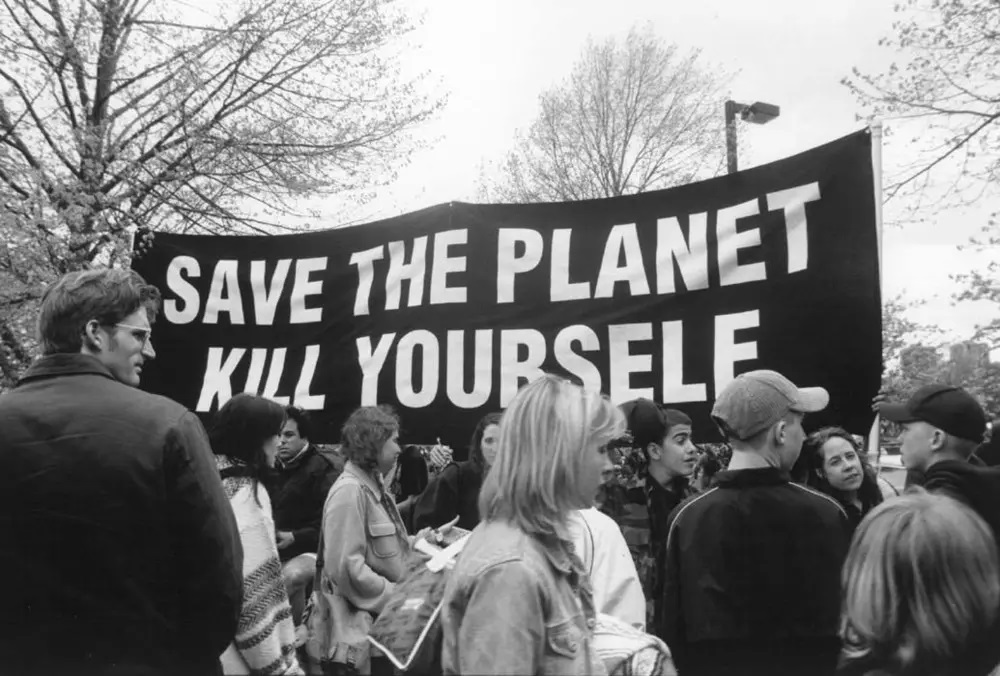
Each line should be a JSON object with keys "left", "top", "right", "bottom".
{"left": 3, "top": 268, "right": 1000, "bottom": 676}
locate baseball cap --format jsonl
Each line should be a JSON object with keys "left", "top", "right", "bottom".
{"left": 712, "top": 370, "right": 829, "bottom": 440}
{"left": 880, "top": 384, "right": 986, "bottom": 443}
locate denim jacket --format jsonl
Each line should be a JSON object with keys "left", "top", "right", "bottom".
{"left": 440, "top": 519, "right": 606, "bottom": 675}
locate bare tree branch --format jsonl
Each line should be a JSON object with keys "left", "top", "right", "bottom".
{"left": 0, "top": 0, "right": 444, "bottom": 382}
{"left": 482, "top": 25, "right": 732, "bottom": 203}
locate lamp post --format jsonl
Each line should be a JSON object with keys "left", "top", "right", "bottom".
{"left": 725, "top": 100, "right": 781, "bottom": 174}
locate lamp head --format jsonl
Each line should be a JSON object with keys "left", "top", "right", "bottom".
{"left": 741, "top": 102, "right": 780, "bottom": 124}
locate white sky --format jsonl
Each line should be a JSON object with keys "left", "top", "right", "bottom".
{"left": 320, "top": 0, "right": 998, "bottom": 353}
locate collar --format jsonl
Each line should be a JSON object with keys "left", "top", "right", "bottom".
{"left": 713, "top": 466, "right": 791, "bottom": 488}
{"left": 280, "top": 443, "right": 312, "bottom": 469}
{"left": 342, "top": 460, "right": 389, "bottom": 498}
{"left": 646, "top": 472, "right": 688, "bottom": 497}
{"left": 18, "top": 353, "right": 119, "bottom": 385}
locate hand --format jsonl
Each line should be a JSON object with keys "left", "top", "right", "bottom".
{"left": 428, "top": 444, "right": 452, "bottom": 471}
{"left": 396, "top": 495, "right": 416, "bottom": 512}
{"left": 871, "top": 388, "right": 890, "bottom": 413}
{"left": 415, "top": 516, "right": 460, "bottom": 546}
{"left": 277, "top": 530, "right": 295, "bottom": 550}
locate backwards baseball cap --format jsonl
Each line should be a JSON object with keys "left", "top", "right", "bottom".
{"left": 880, "top": 384, "right": 986, "bottom": 443}
{"left": 619, "top": 399, "right": 691, "bottom": 450}
{"left": 712, "top": 369, "right": 829, "bottom": 440}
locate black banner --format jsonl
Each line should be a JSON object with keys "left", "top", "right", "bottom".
{"left": 132, "top": 129, "right": 881, "bottom": 447}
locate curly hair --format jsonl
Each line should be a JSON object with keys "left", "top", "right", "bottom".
{"left": 340, "top": 406, "right": 400, "bottom": 474}
{"left": 797, "top": 426, "right": 883, "bottom": 510}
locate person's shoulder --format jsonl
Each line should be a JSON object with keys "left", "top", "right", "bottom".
{"left": 577, "top": 506, "right": 626, "bottom": 541}
{"left": 116, "top": 387, "right": 191, "bottom": 423}
{"left": 667, "top": 486, "right": 724, "bottom": 527}
{"left": 329, "top": 469, "right": 363, "bottom": 493}
{"left": 313, "top": 443, "right": 346, "bottom": 470}
{"left": 455, "top": 522, "right": 535, "bottom": 578}
{"left": 450, "top": 461, "right": 478, "bottom": 481}
{"left": 787, "top": 482, "right": 848, "bottom": 518}
{"left": 304, "top": 444, "right": 341, "bottom": 475}
{"left": 925, "top": 459, "right": 1000, "bottom": 497}
{"left": 578, "top": 506, "right": 615, "bottom": 528}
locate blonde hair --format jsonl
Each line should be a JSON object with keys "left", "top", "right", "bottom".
{"left": 841, "top": 489, "right": 1000, "bottom": 675}
{"left": 478, "top": 375, "right": 625, "bottom": 539}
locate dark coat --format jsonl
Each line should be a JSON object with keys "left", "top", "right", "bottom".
{"left": 923, "top": 459, "right": 1000, "bottom": 558}
{"left": 660, "top": 467, "right": 850, "bottom": 676}
{"left": 412, "top": 460, "right": 484, "bottom": 531}
{"left": 0, "top": 354, "right": 243, "bottom": 675}
{"left": 265, "top": 443, "right": 343, "bottom": 561}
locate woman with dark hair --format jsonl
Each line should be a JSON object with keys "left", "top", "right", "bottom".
{"left": 412, "top": 411, "right": 502, "bottom": 531}
{"left": 797, "top": 426, "right": 884, "bottom": 534}
{"left": 211, "top": 393, "right": 303, "bottom": 675}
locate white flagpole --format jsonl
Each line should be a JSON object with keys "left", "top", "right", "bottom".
{"left": 870, "top": 121, "right": 885, "bottom": 476}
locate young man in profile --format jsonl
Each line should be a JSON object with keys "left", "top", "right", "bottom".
{"left": 879, "top": 384, "right": 999, "bottom": 544}
{"left": 615, "top": 399, "right": 699, "bottom": 634}
{"left": 267, "top": 406, "right": 343, "bottom": 624}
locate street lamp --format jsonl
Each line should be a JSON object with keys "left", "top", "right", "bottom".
{"left": 725, "top": 100, "right": 780, "bottom": 174}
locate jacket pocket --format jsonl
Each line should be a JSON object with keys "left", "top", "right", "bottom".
{"left": 367, "top": 520, "right": 400, "bottom": 559}
{"left": 545, "top": 616, "right": 584, "bottom": 659}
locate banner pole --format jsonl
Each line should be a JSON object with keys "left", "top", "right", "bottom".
{"left": 870, "top": 121, "right": 885, "bottom": 477}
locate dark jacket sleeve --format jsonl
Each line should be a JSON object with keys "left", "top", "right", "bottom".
{"left": 290, "top": 459, "right": 338, "bottom": 555}
{"left": 164, "top": 411, "right": 243, "bottom": 662}
{"left": 413, "top": 464, "right": 460, "bottom": 531}
{"left": 659, "top": 510, "right": 685, "bottom": 663}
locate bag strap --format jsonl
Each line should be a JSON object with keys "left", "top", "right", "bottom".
{"left": 316, "top": 472, "right": 372, "bottom": 575}
{"left": 582, "top": 513, "right": 595, "bottom": 578}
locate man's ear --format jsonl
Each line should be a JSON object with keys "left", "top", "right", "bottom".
{"left": 646, "top": 442, "right": 662, "bottom": 461}
{"left": 81, "top": 319, "right": 103, "bottom": 352}
{"left": 773, "top": 420, "right": 788, "bottom": 446}
{"left": 929, "top": 428, "right": 947, "bottom": 452}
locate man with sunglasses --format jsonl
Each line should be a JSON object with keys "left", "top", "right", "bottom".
{"left": 0, "top": 269, "right": 243, "bottom": 675}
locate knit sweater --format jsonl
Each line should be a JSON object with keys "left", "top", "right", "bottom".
{"left": 218, "top": 456, "right": 304, "bottom": 676}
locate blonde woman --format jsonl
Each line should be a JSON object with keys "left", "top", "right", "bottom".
{"left": 440, "top": 375, "right": 625, "bottom": 675}
{"left": 840, "top": 489, "right": 1000, "bottom": 676}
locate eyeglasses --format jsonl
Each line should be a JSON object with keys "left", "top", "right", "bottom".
{"left": 115, "top": 323, "right": 153, "bottom": 348}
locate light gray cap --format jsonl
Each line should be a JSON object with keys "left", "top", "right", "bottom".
{"left": 711, "top": 369, "right": 829, "bottom": 440}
